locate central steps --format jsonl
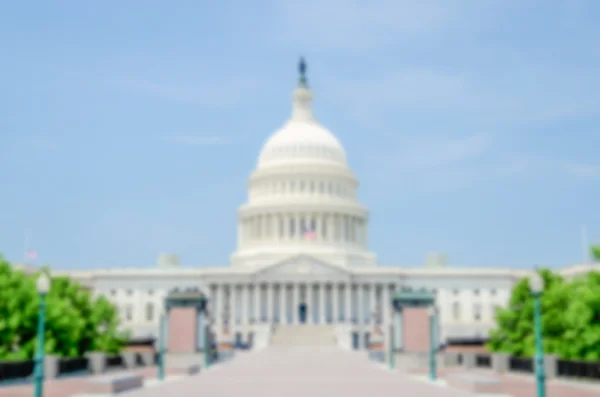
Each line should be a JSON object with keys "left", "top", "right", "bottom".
{"left": 271, "top": 325, "right": 336, "bottom": 346}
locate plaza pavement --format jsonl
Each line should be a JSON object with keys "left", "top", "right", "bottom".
{"left": 122, "top": 347, "right": 476, "bottom": 397}
{"left": 2, "top": 347, "right": 599, "bottom": 397}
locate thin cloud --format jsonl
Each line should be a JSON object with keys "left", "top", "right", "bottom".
{"left": 269, "top": 0, "right": 483, "bottom": 53}
{"left": 564, "top": 163, "right": 600, "bottom": 178}
{"left": 26, "top": 138, "right": 59, "bottom": 151}
{"left": 107, "top": 76, "right": 267, "bottom": 107}
{"left": 379, "top": 133, "right": 493, "bottom": 171}
{"left": 162, "top": 135, "right": 243, "bottom": 146}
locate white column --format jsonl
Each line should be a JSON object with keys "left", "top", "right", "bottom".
{"left": 241, "top": 284, "right": 248, "bottom": 324}
{"left": 307, "top": 284, "right": 314, "bottom": 324}
{"left": 371, "top": 283, "right": 377, "bottom": 325}
{"left": 332, "top": 284, "right": 339, "bottom": 324}
{"left": 357, "top": 284, "right": 364, "bottom": 324}
{"left": 319, "top": 284, "right": 326, "bottom": 324}
{"left": 267, "top": 284, "right": 274, "bottom": 323}
{"left": 293, "top": 284, "right": 300, "bottom": 324}
{"left": 217, "top": 284, "right": 225, "bottom": 327}
{"left": 254, "top": 284, "right": 261, "bottom": 323}
{"left": 383, "top": 285, "right": 390, "bottom": 325}
{"left": 345, "top": 284, "right": 352, "bottom": 323}
{"left": 280, "top": 284, "right": 287, "bottom": 324}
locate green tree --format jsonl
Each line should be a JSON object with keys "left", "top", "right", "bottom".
{"left": 488, "top": 268, "right": 600, "bottom": 360}
{"left": 488, "top": 268, "right": 570, "bottom": 357}
{"left": 592, "top": 245, "right": 600, "bottom": 261}
{"left": 0, "top": 256, "right": 127, "bottom": 359}
{"left": 0, "top": 257, "right": 39, "bottom": 360}
{"left": 560, "top": 271, "right": 600, "bottom": 360}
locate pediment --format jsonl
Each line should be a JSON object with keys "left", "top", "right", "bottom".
{"left": 255, "top": 255, "right": 349, "bottom": 278}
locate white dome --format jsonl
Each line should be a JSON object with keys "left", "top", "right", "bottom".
{"left": 258, "top": 86, "right": 347, "bottom": 167}
{"left": 231, "top": 59, "right": 376, "bottom": 268}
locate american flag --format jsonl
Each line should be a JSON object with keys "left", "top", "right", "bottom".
{"left": 302, "top": 225, "right": 317, "bottom": 240}
{"left": 25, "top": 250, "right": 37, "bottom": 260}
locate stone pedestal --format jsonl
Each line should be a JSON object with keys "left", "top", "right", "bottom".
{"left": 444, "top": 351, "right": 462, "bottom": 367}
{"left": 462, "top": 352, "right": 476, "bottom": 369}
{"left": 140, "top": 351, "right": 155, "bottom": 366}
{"left": 86, "top": 352, "right": 106, "bottom": 374}
{"left": 44, "top": 355, "right": 59, "bottom": 379}
{"left": 544, "top": 354, "right": 558, "bottom": 379}
{"left": 492, "top": 353, "right": 510, "bottom": 373}
{"left": 121, "top": 351, "right": 136, "bottom": 369}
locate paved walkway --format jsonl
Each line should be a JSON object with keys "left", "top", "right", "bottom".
{"left": 123, "top": 347, "right": 473, "bottom": 397}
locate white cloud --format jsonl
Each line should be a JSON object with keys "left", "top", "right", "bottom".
{"left": 269, "top": 0, "right": 494, "bottom": 53}
{"left": 162, "top": 135, "right": 242, "bottom": 146}
{"left": 108, "top": 76, "right": 267, "bottom": 107}
{"left": 564, "top": 163, "right": 600, "bottom": 178}
{"left": 394, "top": 134, "right": 492, "bottom": 170}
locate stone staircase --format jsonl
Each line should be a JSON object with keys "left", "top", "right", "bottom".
{"left": 270, "top": 325, "right": 337, "bottom": 346}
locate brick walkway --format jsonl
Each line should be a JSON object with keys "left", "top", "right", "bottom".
{"left": 122, "top": 347, "right": 474, "bottom": 397}
{"left": 0, "top": 366, "right": 164, "bottom": 397}
{"left": 409, "top": 367, "right": 600, "bottom": 397}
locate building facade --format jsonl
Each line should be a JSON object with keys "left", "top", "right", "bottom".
{"left": 52, "top": 61, "right": 593, "bottom": 346}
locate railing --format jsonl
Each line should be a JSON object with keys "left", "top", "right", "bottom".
{"left": 558, "top": 359, "right": 600, "bottom": 380}
{"left": 105, "top": 355, "right": 124, "bottom": 369}
{"left": 508, "top": 356, "right": 534, "bottom": 373}
{"left": 0, "top": 360, "right": 34, "bottom": 383}
{"left": 475, "top": 354, "right": 492, "bottom": 368}
{"left": 57, "top": 357, "right": 89, "bottom": 377}
{"left": 135, "top": 353, "right": 145, "bottom": 367}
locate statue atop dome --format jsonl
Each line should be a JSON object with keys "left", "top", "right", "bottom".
{"left": 298, "top": 57, "right": 308, "bottom": 87}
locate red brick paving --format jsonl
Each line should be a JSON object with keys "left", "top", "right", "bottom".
{"left": 2, "top": 351, "right": 599, "bottom": 397}
{"left": 410, "top": 367, "right": 600, "bottom": 397}
{"left": 0, "top": 366, "right": 171, "bottom": 397}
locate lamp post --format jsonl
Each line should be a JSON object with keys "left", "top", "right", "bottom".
{"left": 34, "top": 272, "right": 50, "bottom": 397}
{"left": 428, "top": 306, "right": 437, "bottom": 381}
{"left": 204, "top": 309, "right": 211, "bottom": 368}
{"left": 530, "top": 271, "right": 546, "bottom": 397}
{"left": 157, "top": 313, "right": 166, "bottom": 381}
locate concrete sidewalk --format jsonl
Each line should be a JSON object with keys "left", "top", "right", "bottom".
{"left": 122, "top": 347, "right": 474, "bottom": 397}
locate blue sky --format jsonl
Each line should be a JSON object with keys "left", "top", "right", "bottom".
{"left": 1, "top": 0, "right": 599, "bottom": 270}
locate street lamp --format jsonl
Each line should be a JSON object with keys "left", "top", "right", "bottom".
{"left": 428, "top": 306, "right": 437, "bottom": 381}
{"left": 34, "top": 272, "right": 50, "bottom": 397}
{"left": 530, "top": 271, "right": 546, "bottom": 397}
{"left": 157, "top": 313, "right": 166, "bottom": 381}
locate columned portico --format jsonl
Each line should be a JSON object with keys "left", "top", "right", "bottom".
{"left": 204, "top": 255, "right": 400, "bottom": 328}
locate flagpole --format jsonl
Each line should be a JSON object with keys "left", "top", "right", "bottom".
{"left": 582, "top": 226, "right": 589, "bottom": 263}
{"left": 24, "top": 228, "right": 30, "bottom": 262}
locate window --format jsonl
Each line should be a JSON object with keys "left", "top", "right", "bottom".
{"left": 125, "top": 304, "right": 133, "bottom": 321}
{"left": 300, "top": 181, "right": 305, "bottom": 192}
{"left": 473, "top": 289, "right": 480, "bottom": 296}
{"left": 490, "top": 289, "right": 496, "bottom": 296}
{"left": 319, "top": 181, "right": 324, "bottom": 193}
{"left": 453, "top": 289, "right": 459, "bottom": 295}
{"left": 473, "top": 303, "right": 482, "bottom": 321}
{"left": 328, "top": 182, "right": 333, "bottom": 194}
{"left": 289, "top": 219, "right": 296, "bottom": 237}
{"left": 110, "top": 289, "right": 116, "bottom": 296}
{"left": 148, "top": 289, "right": 154, "bottom": 295}
{"left": 299, "top": 217, "right": 306, "bottom": 238}
{"left": 279, "top": 217, "right": 285, "bottom": 237}
{"left": 290, "top": 181, "right": 296, "bottom": 193}
{"left": 146, "top": 303, "right": 154, "bottom": 322}
{"left": 322, "top": 216, "right": 328, "bottom": 238}
{"left": 127, "top": 289, "right": 133, "bottom": 296}
{"left": 309, "top": 181, "right": 315, "bottom": 193}
{"left": 452, "top": 302, "right": 461, "bottom": 320}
